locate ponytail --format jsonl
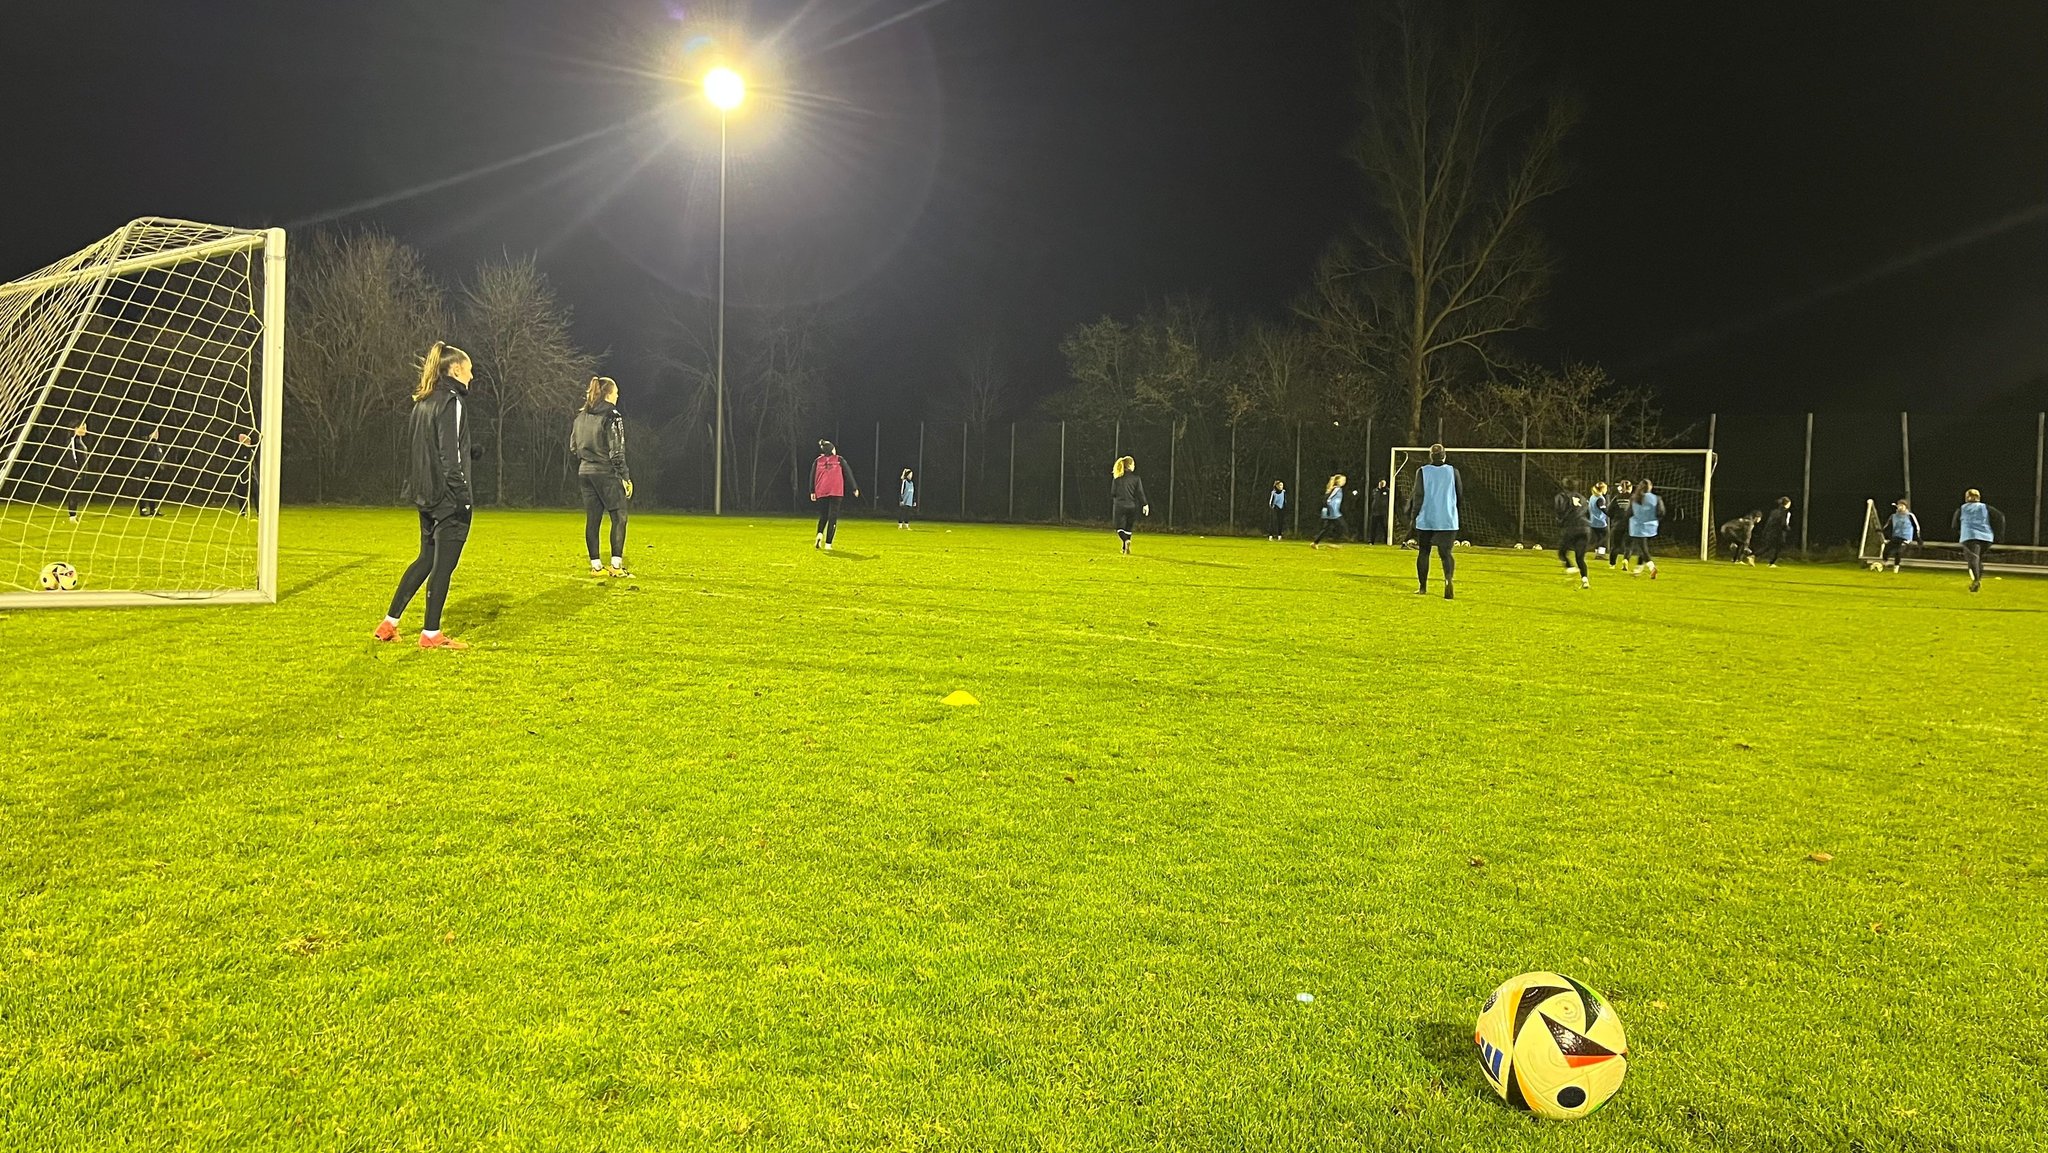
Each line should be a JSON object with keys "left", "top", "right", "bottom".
{"left": 584, "top": 376, "right": 618, "bottom": 413}
{"left": 1113, "top": 455, "right": 1134, "bottom": 478}
{"left": 413, "top": 341, "right": 469, "bottom": 402}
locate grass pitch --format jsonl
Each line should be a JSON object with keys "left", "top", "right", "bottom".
{"left": 2, "top": 508, "right": 2044, "bottom": 1151}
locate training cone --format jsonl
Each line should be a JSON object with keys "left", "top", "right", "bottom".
{"left": 942, "top": 690, "right": 980, "bottom": 707}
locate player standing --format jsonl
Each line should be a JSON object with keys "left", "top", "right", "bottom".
{"left": 570, "top": 376, "right": 633, "bottom": 577}
{"left": 1110, "top": 456, "right": 1149, "bottom": 554}
{"left": 136, "top": 426, "right": 169, "bottom": 518}
{"left": 1407, "top": 444, "right": 1462, "bottom": 599}
{"left": 1266, "top": 480, "right": 1287, "bottom": 541}
{"left": 1554, "top": 481, "right": 1593, "bottom": 588}
{"left": 1627, "top": 479, "right": 1664, "bottom": 578}
{"left": 1756, "top": 496, "right": 1794, "bottom": 566}
{"left": 1953, "top": 488, "right": 2006, "bottom": 593}
{"left": 1366, "top": 478, "right": 1389, "bottom": 544}
{"left": 1605, "top": 480, "right": 1633, "bottom": 567}
{"left": 58, "top": 420, "right": 92, "bottom": 521}
{"left": 897, "top": 469, "right": 917, "bottom": 528}
{"left": 1311, "top": 473, "right": 1347, "bottom": 548}
{"left": 1880, "top": 499, "right": 1919, "bottom": 573}
{"left": 810, "top": 440, "right": 860, "bottom": 550}
{"left": 374, "top": 342, "right": 475, "bottom": 650}
{"left": 233, "top": 430, "right": 257, "bottom": 516}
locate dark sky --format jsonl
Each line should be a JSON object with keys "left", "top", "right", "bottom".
{"left": 5, "top": 0, "right": 2046, "bottom": 424}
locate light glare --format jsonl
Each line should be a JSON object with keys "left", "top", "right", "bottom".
{"left": 704, "top": 67, "right": 746, "bottom": 111}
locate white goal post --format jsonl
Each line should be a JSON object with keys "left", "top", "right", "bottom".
{"left": 1386, "top": 446, "right": 1720, "bottom": 561}
{"left": 1856, "top": 499, "right": 2048, "bottom": 576}
{"left": 0, "top": 219, "right": 285, "bottom": 608}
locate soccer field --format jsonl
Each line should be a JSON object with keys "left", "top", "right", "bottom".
{"left": 2, "top": 508, "right": 2043, "bottom": 1151}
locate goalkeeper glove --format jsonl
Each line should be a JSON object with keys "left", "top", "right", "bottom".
{"left": 623, "top": 479, "right": 634, "bottom": 500}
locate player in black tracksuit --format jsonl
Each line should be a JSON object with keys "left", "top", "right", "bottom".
{"left": 570, "top": 377, "right": 633, "bottom": 577}
{"left": 374, "top": 342, "right": 475, "bottom": 650}
{"left": 1110, "top": 455, "right": 1149, "bottom": 554}
{"left": 1605, "top": 480, "right": 1633, "bottom": 567}
{"left": 1755, "top": 496, "right": 1793, "bottom": 566}
{"left": 136, "top": 427, "right": 169, "bottom": 517}
{"left": 58, "top": 421, "right": 92, "bottom": 520}
{"left": 1555, "top": 484, "right": 1594, "bottom": 588}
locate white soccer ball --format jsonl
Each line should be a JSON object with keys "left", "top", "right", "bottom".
{"left": 39, "top": 562, "right": 79, "bottom": 591}
{"left": 1866, "top": 561, "right": 1883, "bottom": 572}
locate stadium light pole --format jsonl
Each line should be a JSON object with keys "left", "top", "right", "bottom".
{"left": 704, "top": 66, "right": 745, "bottom": 515}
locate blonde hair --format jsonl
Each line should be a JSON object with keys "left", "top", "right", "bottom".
{"left": 1113, "top": 455, "right": 1135, "bottom": 478}
{"left": 583, "top": 376, "right": 618, "bottom": 412}
{"left": 1965, "top": 488, "right": 1981, "bottom": 502}
{"left": 413, "top": 342, "right": 470, "bottom": 402}
{"left": 1326, "top": 473, "right": 1345, "bottom": 494}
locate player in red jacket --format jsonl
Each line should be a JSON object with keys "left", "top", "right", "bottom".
{"left": 810, "top": 440, "right": 861, "bottom": 550}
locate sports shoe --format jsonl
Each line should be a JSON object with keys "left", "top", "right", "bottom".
{"left": 1565, "top": 567, "right": 1580, "bottom": 578}
{"left": 419, "top": 632, "right": 469, "bottom": 650}
{"left": 823, "top": 542, "right": 833, "bottom": 551}
{"left": 1745, "top": 556, "right": 1756, "bottom": 566}
{"left": 372, "top": 620, "right": 400, "bottom": 642}
{"left": 814, "top": 533, "right": 823, "bottom": 549}
{"left": 1414, "top": 588, "right": 1427, "bottom": 595}
{"left": 1969, "top": 578, "right": 1981, "bottom": 593}
{"left": 1649, "top": 565, "right": 1658, "bottom": 580}
{"left": 1443, "top": 582, "right": 1455, "bottom": 601}
{"left": 609, "top": 567, "right": 634, "bottom": 579}
{"left": 1769, "top": 562, "right": 1778, "bottom": 568}
{"left": 1580, "top": 577, "right": 1590, "bottom": 589}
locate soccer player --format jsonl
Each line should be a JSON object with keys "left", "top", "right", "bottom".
{"left": 136, "top": 426, "right": 169, "bottom": 517}
{"left": 374, "top": 341, "right": 475, "bottom": 650}
{"left": 1756, "top": 496, "right": 1794, "bottom": 566}
{"left": 1366, "top": 478, "right": 1389, "bottom": 544}
{"left": 1407, "top": 443, "right": 1462, "bottom": 599}
{"left": 1554, "top": 481, "right": 1593, "bottom": 588}
{"left": 570, "top": 376, "right": 633, "bottom": 577}
{"left": 1110, "top": 455, "right": 1149, "bottom": 554}
{"left": 1312, "top": 473, "right": 1347, "bottom": 548}
{"left": 1953, "top": 488, "right": 2006, "bottom": 593}
{"left": 1605, "top": 479, "right": 1634, "bottom": 567}
{"left": 1627, "top": 479, "right": 1664, "bottom": 578}
{"left": 1587, "top": 481, "right": 1611, "bottom": 558}
{"left": 1266, "top": 480, "right": 1287, "bottom": 541}
{"left": 809, "top": 440, "right": 860, "bottom": 549}
{"left": 59, "top": 419, "right": 92, "bottom": 521}
{"left": 1880, "top": 499, "right": 1919, "bottom": 573}
{"left": 234, "top": 430, "right": 257, "bottom": 516}
{"left": 897, "top": 469, "right": 917, "bottom": 528}
{"left": 1719, "top": 510, "right": 1761, "bottom": 564}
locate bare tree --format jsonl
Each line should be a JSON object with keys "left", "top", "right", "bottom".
{"left": 458, "top": 257, "right": 599, "bottom": 506}
{"left": 284, "top": 231, "right": 445, "bottom": 500}
{"left": 1452, "top": 361, "right": 1664, "bottom": 449}
{"left": 950, "top": 322, "right": 1011, "bottom": 435}
{"left": 1306, "top": 0, "right": 1578, "bottom": 441}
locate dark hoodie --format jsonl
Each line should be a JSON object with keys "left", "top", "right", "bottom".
{"left": 570, "top": 401, "right": 630, "bottom": 481}
{"left": 405, "top": 376, "right": 471, "bottom": 515}
{"left": 1111, "top": 470, "right": 1148, "bottom": 509}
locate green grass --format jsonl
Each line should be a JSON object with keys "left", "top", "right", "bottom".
{"left": 2, "top": 508, "right": 2044, "bottom": 1151}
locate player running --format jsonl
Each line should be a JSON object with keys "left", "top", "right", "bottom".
{"left": 375, "top": 341, "right": 475, "bottom": 650}
{"left": 1605, "top": 479, "right": 1634, "bottom": 567}
{"left": 1555, "top": 480, "right": 1594, "bottom": 588}
{"left": 1408, "top": 444, "right": 1462, "bottom": 599}
{"left": 1312, "top": 473, "right": 1347, "bottom": 548}
{"left": 1953, "top": 488, "right": 2006, "bottom": 593}
{"left": 1587, "top": 481, "right": 1610, "bottom": 558}
{"left": 1880, "top": 499, "right": 1919, "bottom": 573}
{"left": 1110, "top": 455, "right": 1150, "bottom": 554}
{"left": 1266, "top": 480, "right": 1287, "bottom": 541}
{"left": 570, "top": 376, "right": 633, "bottom": 577}
{"left": 1756, "top": 496, "right": 1794, "bottom": 566}
{"left": 896, "top": 469, "right": 917, "bottom": 528}
{"left": 810, "top": 440, "right": 860, "bottom": 550}
{"left": 1627, "top": 479, "right": 1664, "bottom": 578}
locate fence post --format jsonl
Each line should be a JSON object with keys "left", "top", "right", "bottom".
{"left": 1363, "top": 415, "right": 1374, "bottom": 533}
{"left": 1167, "top": 420, "right": 1178, "bottom": 529}
{"left": 961, "top": 421, "right": 969, "bottom": 519}
{"left": 917, "top": 421, "right": 925, "bottom": 511}
{"left": 1008, "top": 422, "right": 1016, "bottom": 521}
{"left": 1058, "top": 421, "right": 1066, "bottom": 523}
{"left": 2034, "top": 412, "right": 2045, "bottom": 546}
{"left": 1900, "top": 411, "right": 1912, "bottom": 506}
{"left": 1229, "top": 422, "right": 1238, "bottom": 534}
{"left": 1293, "top": 421, "right": 1303, "bottom": 536}
{"left": 1800, "top": 413, "right": 1814, "bottom": 555}
{"left": 1516, "top": 417, "right": 1529, "bottom": 545}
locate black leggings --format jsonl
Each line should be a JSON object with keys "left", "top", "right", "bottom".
{"left": 815, "top": 496, "right": 841, "bottom": 543}
{"left": 1114, "top": 503, "right": 1139, "bottom": 544}
{"left": 581, "top": 476, "right": 627, "bottom": 561}
{"left": 1415, "top": 530, "right": 1456, "bottom": 589}
{"left": 1882, "top": 536, "right": 1907, "bottom": 567}
{"left": 1313, "top": 516, "right": 1344, "bottom": 545}
{"left": 1758, "top": 535, "right": 1785, "bottom": 564}
{"left": 387, "top": 508, "right": 471, "bottom": 632}
{"left": 1627, "top": 537, "right": 1654, "bottom": 565}
{"left": 897, "top": 501, "right": 914, "bottom": 526}
{"left": 1963, "top": 539, "right": 1988, "bottom": 581}
{"left": 1606, "top": 524, "right": 1630, "bottom": 564}
{"left": 1268, "top": 507, "right": 1285, "bottom": 537}
{"left": 1558, "top": 529, "right": 1591, "bottom": 576}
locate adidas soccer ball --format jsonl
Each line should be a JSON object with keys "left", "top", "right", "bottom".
{"left": 1474, "top": 971, "right": 1628, "bottom": 1120}
{"left": 39, "top": 562, "right": 79, "bottom": 591}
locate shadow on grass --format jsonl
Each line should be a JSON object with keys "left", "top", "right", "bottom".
{"left": 1143, "top": 554, "right": 1247, "bottom": 570}
{"left": 457, "top": 580, "right": 606, "bottom": 642}
{"left": 823, "top": 550, "right": 875, "bottom": 561}
{"left": 1414, "top": 1017, "right": 1489, "bottom": 1102}
{"left": 282, "top": 554, "right": 378, "bottom": 601}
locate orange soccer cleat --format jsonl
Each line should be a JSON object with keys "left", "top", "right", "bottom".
{"left": 372, "top": 620, "right": 400, "bottom": 642}
{"left": 418, "top": 632, "right": 469, "bottom": 651}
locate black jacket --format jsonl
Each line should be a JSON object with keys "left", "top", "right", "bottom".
{"left": 1758, "top": 506, "right": 1792, "bottom": 542}
{"left": 405, "top": 377, "right": 471, "bottom": 515}
{"left": 1554, "top": 491, "right": 1590, "bottom": 530}
{"left": 570, "top": 401, "right": 630, "bottom": 481}
{"left": 1110, "top": 471, "right": 1148, "bottom": 509}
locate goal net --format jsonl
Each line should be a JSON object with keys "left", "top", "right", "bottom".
{"left": 1386, "top": 447, "right": 1719, "bottom": 561}
{"left": 0, "top": 219, "right": 284, "bottom": 608}
{"left": 1856, "top": 499, "right": 2048, "bottom": 575}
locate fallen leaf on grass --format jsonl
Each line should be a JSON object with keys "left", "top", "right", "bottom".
{"left": 1468, "top": 856, "right": 1486, "bottom": 868}
{"left": 1808, "top": 852, "right": 1834, "bottom": 864}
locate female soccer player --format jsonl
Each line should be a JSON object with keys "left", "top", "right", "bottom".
{"left": 1756, "top": 496, "right": 1794, "bottom": 566}
{"left": 1267, "top": 480, "right": 1287, "bottom": 540}
{"left": 897, "top": 469, "right": 917, "bottom": 528}
{"left": 373, "top": 341, "right": 475, "bottom": 650}
{"left": 1110, "top": 455, "right": 1149, "bottom": 554}
{"left": 1719, "top": 510, "right": 1761, "bottom": 564}
{"left": 59, "top": 419, "right": 91, "bottom": 521}
{"left": 1627, "top": 479, "right": 1664, "bottom": 578}
{"left": 1881, "top": 498, "right": 1919, "bottom": 573}
{"left": 1312, "top": 473, "right": 1347, "bottom": 548}
{"left": 810, "top": 440, "right": 860, "bottom": 549}
{"left": 1953, "top": 488, "right": 2006, "bottom": 593}
{"left": 1366, "top": 478, "right": 1389, "bottom": 544}
{"left": 136, "top": 426, "right": 168, "bottom": 518}
{"left": 570, "top": 376, "right": 633, "bottom": 577}
{"left": 1605, "top": 479, "right": 1633, "bottom": 567}
{"left": 1407, "top": 444, "right": 1462, "bottom": 598}
{"left": 1554, "top": 481, "right": 1593, "bottom": 588}
{"left": 1587, "top": 481, "right": 1610, "bottom": 558}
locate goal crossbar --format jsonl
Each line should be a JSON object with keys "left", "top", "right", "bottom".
{"left": 1386, "top": 445, "right": 1719, "bottom": 560}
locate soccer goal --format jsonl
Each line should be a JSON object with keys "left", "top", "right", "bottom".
{"left": 1856, "top": 499, "right": 2048, "bottom": 576}
{"left": 1386, "top": 446, "right": 1719, "bottom": 561}
{"left": 0, "top": 219, "right": 285, "bottom": 608}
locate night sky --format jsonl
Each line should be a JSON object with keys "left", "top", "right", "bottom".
{"left": 5, "top": 0, "right": 2046, "bottom": 425}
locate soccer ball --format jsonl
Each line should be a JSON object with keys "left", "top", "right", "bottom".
{"left": 1475, "top": 971, "right": 1628, "bottom": 1120}
{"left": 1866, "top": 561, "right": 1883, "bottom": 572}
{"left": 39, "top": 562, "right": 79, "bottom": 591}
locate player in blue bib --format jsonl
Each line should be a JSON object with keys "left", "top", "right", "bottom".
{"left": 1952, "top": 488, "right": 2007, "bottom": 593}
{"left": 1406, "top": 444, "right": 1463, "bottom": 599}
